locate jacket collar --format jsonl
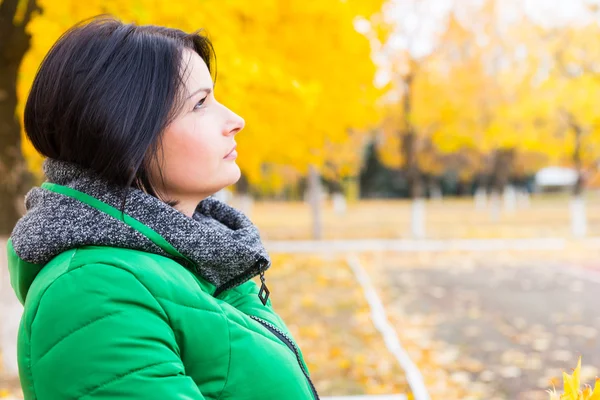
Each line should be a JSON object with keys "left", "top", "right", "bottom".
{"left": 9, "top": 158, "right": 270, "bottom": 301}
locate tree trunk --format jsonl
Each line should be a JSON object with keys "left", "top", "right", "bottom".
{"left": 233, "top": 173, "right": 254, "bottom": 216}
{"left": 489, "top": 148, "right": 515, "bottom": 194}
{"left": 1, "top": 1, "right": 41, "bottom": 375}
{"left": 572, "top": 122, "right": 585, "bottom": 198}
{"left": 402, "top": 133, "right": 426, "bottom": 239}
{"left": 0, "top": 0, "right": 41, "bottom": 235}
{"left": 428, "top": 178, "right": 443, "bottom": 202}
{"left": 399, "top": 73, "right": 426, "bottom": 238}
{"left": 570, "top": 122, "right": 587, "bottom": 237}
{"left": 474, "top": 174, "right": 490, "bottom": 210}
{"left": 402, "top": 132, "right": 424, "bottom": 200}
{"left": 488, "top": 148, "right": 515, "bottom": 221}
{"left": 308, "top": 164, "right": 323, "bottom": 240}
{"left": 502, "top": 184, "right": 517, "bottom": 213}
{"left": 0, "top": 63, "right": 32, "bottom": 234}
{"left": 399, "top": 74, "right": 422, "bottom": 198}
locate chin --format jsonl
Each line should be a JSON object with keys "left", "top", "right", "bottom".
{"left": 199, "top": 164, "right": 241, "bottom": 197}
{"left": 219, "top": 164, "right": 242, "bottom": 189}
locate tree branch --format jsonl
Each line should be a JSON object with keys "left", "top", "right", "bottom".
{"left": 0, "top": 0, "right": 19, "bottom": 22}
{"left": 0, "top": 0, "right": 19, "bottom": 51}
{"left": 20, "top": 0, "right": 41, "bottom": 28}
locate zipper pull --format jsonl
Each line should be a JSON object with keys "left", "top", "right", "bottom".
{"left": 258, "top": 271, "right": 270, "bottom": 306}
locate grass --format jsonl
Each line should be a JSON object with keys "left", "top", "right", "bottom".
{"left": 239, "top": 193, "right": 600, "bottom": 240}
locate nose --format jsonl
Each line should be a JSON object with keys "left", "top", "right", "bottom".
{"left": 224, "top": 107, "right": 245, "bottom": 137}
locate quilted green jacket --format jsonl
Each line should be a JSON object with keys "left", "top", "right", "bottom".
{"left": 7, "top": 159, "right": 319, "bottom": 400}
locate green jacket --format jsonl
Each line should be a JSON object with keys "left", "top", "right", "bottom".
{"left": 7, "top": 161, "right": 319, "bottom": 400}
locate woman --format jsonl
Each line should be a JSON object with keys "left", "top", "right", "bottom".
{"left": 7, "top": 16, "right": 319, "bottom": 399}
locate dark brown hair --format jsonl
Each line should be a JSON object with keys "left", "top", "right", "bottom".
{"left": 24, "top": 15, "right": 216, "bottom": 209}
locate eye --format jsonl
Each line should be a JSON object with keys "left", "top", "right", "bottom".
{"left": 193, "top": 97, "right": 207, "bottom": 111}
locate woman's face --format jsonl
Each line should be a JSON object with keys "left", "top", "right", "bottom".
{"left": 150, "top": 49, "right": 245, "bottom": 216}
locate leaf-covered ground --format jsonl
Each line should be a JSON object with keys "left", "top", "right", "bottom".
{"left": 0, "top": 354, "right": 19, "bottom": 399}
{"left": 360, "top": 248, "right": 600, "bottom": 399}
{"left": 262, "top": 254, "right": 411, "bottom": 396}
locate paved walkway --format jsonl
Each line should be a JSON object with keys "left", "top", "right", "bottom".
{"left": 377, "top": 259, "right": 600, "bottom": 399}
{"left": 265, "top": 237, "right": 600, "bottom": 254}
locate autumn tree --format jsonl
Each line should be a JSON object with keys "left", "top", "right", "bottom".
{"left": 6, "top": 1, "right": 384, "bottom": 240}
{"left": 0, "top": 0, "right": 41, "bottom": 235}
{"left": 520, "top": 21, "right": 600, "bottom": 235}
{"left": 370, "top": 0, "right": 455, "bottom": 237}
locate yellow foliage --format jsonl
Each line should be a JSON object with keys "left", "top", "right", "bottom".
{"left": 549, "top": 358, "right": 600, "bottom": 400}
{"left": 375, "top": 0, "right": 600, "bottom": 176}
{"left": 18, "top": 0, "right": 383, "bottom": 185}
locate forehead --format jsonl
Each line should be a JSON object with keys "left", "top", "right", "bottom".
{"left": 181, "top": 49, "right": 212, "bottom": 90}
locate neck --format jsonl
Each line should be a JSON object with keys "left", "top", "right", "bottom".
{"left": 162, "top": 192, "right": 212, "bottom": 219}
{"left": 174, "top": 200, "right": 201, "bottom": 218}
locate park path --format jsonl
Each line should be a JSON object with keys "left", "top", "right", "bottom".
{"left": 268, "top": 238, "right": 600, "bottom": 399}
{"left": 265, "top": 237, "right": 600, "bottom": 254}
{"left": 365, "top": 252, "right": 600, "bottom": 400}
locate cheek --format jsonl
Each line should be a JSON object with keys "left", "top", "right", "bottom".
{"left": 161, "top": 116, "right": 222, "bottom": 183}
{"left": 168, "top": 121, "right": 210, "bottom": 159}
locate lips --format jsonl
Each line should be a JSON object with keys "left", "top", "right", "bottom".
{"left": 224, "top": 144, "right": 237, "bottom": 158}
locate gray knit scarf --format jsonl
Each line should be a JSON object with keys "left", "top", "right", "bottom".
{"left": 10, "top": 158, "right": 271, "bottom": 297}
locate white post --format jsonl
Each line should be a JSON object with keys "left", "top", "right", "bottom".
{"left": 308, "top": 165, "right": 323, "bottom": 240}
{"left": 570, "top": 195, "right": 587, "bottom": 237}
{"left": 410, "top": 198, "right": 426, "bottom": 239}
{"left": 213, "top": 189, "right": 231, "bottom": 204}
{"left": 474, "top": 187, "right": 487, "bottom": 210}
{"left": 517, "top": 188, "right": 531, "bottom": 208}
{"left": 332, "top": 192, "right": 347, "bottom": 215}
{"left": 238, "top": 194, "right": 254, "bottom": 218}
{"left": 489, "top": 191, "right": 501, "bottom": 222}
{"left": 503, "top": 185, "right": 517, "bottom": 213}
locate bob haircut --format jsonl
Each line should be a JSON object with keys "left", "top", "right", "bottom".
{"left": 24, "top": 15, "right": 216, "bottom": 209}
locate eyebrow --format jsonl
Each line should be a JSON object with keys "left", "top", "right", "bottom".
{"left": 186, "top": 87, "right": 213, "bottom": 99}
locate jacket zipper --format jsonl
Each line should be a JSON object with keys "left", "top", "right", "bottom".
{"left": 249, "top": 315, "right": 320, "bottom": 400}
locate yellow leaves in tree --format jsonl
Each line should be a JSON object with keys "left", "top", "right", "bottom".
{"left": 375, "top": 0, "right": 600, "bottom": 178}
{"left": 549, "top": 358, "right": 600, "bottom": 400}
{"left": 18, "top": 0, "right": 384, "bottom": 186}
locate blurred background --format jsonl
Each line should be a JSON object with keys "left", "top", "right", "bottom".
{"left": 2, "top": 0, "right": 600, "bottom": 399}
